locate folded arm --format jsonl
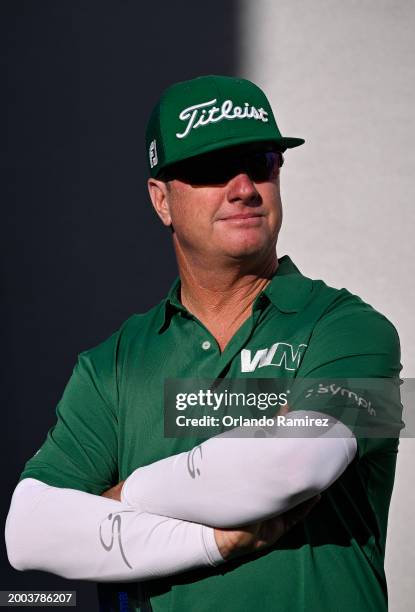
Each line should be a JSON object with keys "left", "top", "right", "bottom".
{"left": 6, "top": 412, "right": 356, "bottom": 580}
{"left": 121, "top": 411, "right": 356, "bottom": 528}
{"left": 5, "top": 478, "right": 222, "bottom": 581}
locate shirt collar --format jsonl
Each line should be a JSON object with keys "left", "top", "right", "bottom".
{"left": 261, "top": 255, "right": 313, "bottom": 313}
{"left": 157, "top": 255, "right": 313, "bottom": 332}
{"left": 157, "top": 277, "right": 185, "bottom": 333}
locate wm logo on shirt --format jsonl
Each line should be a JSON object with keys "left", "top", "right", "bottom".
{"left": 241, "top": 342, "right": 308, "bottom": 372}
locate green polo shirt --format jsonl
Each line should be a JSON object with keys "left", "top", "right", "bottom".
{"left": 20, "top": 256, "right": 402, "bottom": 612}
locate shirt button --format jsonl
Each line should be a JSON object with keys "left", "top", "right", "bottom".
{"left": 201, "top": 341, "right": 211, "bottom": 350}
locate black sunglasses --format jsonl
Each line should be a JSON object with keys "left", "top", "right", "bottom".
{"left": 160, "top": 150, "right": 284, "bottom": 185}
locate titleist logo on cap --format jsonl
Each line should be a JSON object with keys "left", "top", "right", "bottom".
{"left": 175, "top": 98, "right": 269, "bottom": 139}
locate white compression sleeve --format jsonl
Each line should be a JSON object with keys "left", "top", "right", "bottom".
{"left": 5, "top": 478, "right": 223, "bottom": 581}
{"left": 121, "top": 411, "right": 357, "bottom": 528}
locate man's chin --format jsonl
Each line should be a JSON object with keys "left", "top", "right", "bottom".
{"left": 221, "top": 242, "right": 269, "bottom": 262}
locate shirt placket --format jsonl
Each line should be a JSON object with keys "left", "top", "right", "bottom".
{"left": 180, "top": 305, "right": 266, "bottom": 380}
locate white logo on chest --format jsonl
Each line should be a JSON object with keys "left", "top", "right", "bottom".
{"left": 176, "top": 98, "right": 269, "bottom": 139}
{"left": 241, "top": 342, "right": 308, "bottom": 373}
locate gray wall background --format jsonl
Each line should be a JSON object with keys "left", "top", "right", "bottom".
{"left": 240, "top": 1, "right": 414, "bottom": 610}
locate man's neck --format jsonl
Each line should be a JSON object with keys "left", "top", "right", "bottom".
{"left": 177, "top": 252, "right": 278, "bottom": 351}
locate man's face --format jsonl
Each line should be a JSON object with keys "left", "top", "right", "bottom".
{"left": 149, "top": 147, "right": 284, "bottom": 266}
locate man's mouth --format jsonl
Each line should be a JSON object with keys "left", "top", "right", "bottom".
{"left": 218, "top": 212, "right": 265, "bottom": 221}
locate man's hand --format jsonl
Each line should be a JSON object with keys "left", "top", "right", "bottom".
{"left": 101, "top": 480, "right": 125, "bottom": 501}
{"left": 213, "top": 495, "right": 320, "bottom": 561}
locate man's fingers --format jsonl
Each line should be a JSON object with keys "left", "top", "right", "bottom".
{"left": 283, "top": 495, "right": 321, "bottom": 531}
{"left": 275, "top": 402, "right": 290, "bottom": 417}
{"left": 216, "top": 494, "right": 322, "bottom": 558}
{"left": 254, "top": 495, "right": 321, "bottom": 548}
{"left": 100, "top": 480, "right": 125, "bottom": 501}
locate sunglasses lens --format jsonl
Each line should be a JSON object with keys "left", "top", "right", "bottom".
{"left": 164, "top": 151, "right": 283, "bottom": 185}
{"left": 244, "top": 152, "right": 282, "bottom": 182}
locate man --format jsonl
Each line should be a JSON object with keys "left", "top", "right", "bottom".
{"left": 5, "top": 76, "right": 402, "bottom": 611}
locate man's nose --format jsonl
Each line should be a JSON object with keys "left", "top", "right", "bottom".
{"left": 226, "top": 172, "right": 261, "bottom": 206}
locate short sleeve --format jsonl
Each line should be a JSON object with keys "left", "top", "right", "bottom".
{"left": 19, "top": 333, "right": 120, "bottom": 494}
{"left": 290, "top": 299, "right": 404, "bottom": 458}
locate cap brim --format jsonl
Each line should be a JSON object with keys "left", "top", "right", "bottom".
{"left": 280, "top": 137, "right": 305, "bottom": 149}
{"left": 155, "top": 135, "right": 305, "bottom": 177}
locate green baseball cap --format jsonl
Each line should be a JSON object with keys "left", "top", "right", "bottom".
{"left": 146, "top": 75, "right": 305, "bottom": 178}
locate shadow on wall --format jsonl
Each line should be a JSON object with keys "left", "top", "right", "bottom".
{"left": 1, "top": 1, "right": 238, "bottom": 609}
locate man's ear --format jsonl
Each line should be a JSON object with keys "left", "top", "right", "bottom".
{"left": 147, "top": 178, "right": 172, "bottom": 227}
